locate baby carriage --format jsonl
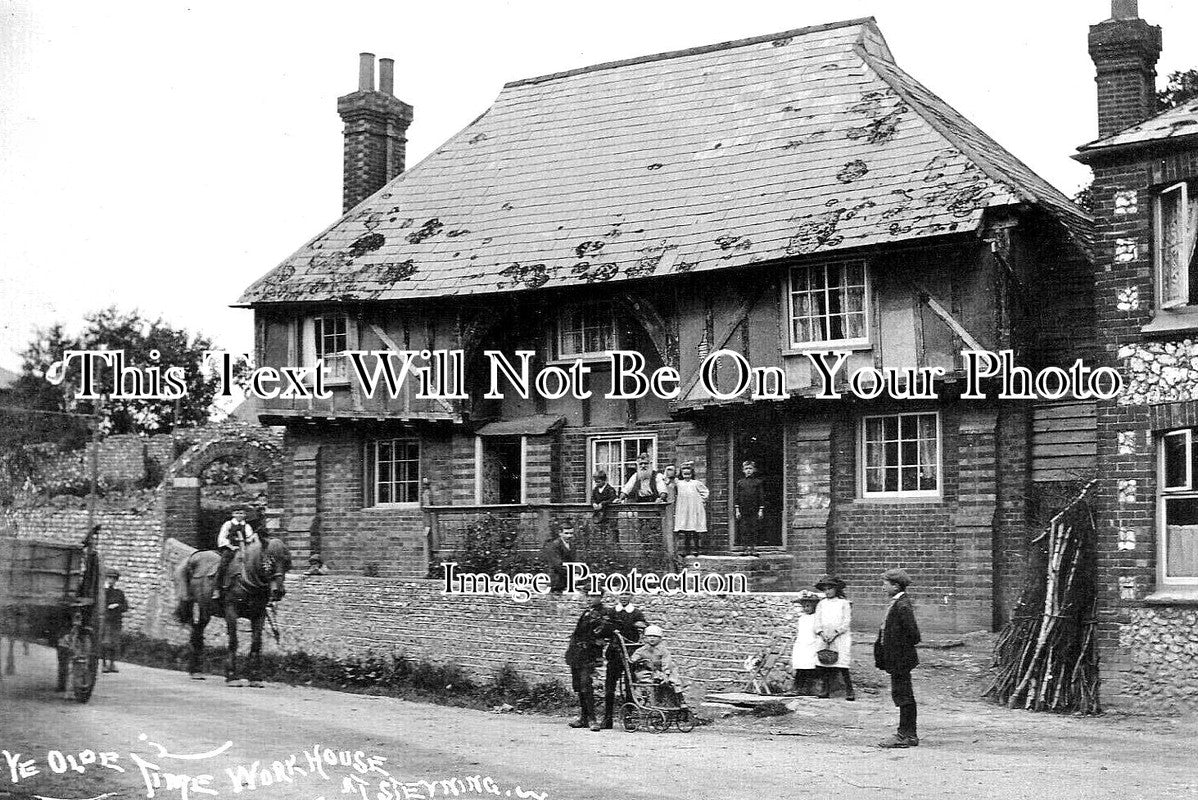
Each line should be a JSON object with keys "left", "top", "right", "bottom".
{"left": 613, "top": 632, "right": 695, "bottom": 733}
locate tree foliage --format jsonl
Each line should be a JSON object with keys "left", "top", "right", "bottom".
{"left": 7, "top": 307, "right": 239, "bottom": 441}
{"left": 1156, "top": 69, "right": 1198, "bottom": 113}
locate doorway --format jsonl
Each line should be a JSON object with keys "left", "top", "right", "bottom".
{"left": 732, "top": 428, "right": 784, "bottom": 548}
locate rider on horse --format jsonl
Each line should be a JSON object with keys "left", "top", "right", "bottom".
{"left": 213, "top": 509, "right": 256, "bottom": 600}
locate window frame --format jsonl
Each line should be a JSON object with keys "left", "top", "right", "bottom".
{"left": 556, "top": 304, "right": 617, "bottom": 361}
{"left": 785, "top": 259, "right": 871, "bottom": 351}
{"left": 1156, "top": 429, "right": 1198, "bottom": 586}
{"left": 588, "top": 433, "right": 658, "bottom": 499}
{"left": 474, "top": 435, "right": 527, "bottom": 506}
{"left": 859, "top": 411, "right": 941, "bottom": 500}
{"left": 304, "top": 314, "right": 354, "bottom": 385}
{"left": 365, "top": 437, "right": 422, "bottom": 508}
{"left": 1155, "top": 181, "right": 1190, "bottom": 310}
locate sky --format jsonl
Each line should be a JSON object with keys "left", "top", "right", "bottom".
{"left": 2, "top": 1, "right": 1197, "bottom": 373}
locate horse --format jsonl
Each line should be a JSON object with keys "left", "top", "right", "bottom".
{"left": 173, "top": 535, "right": 291, "bottom": 686}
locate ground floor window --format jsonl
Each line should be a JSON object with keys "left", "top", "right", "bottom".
{"left": 365, "top": 438, "right": 420, "bottom": 506}
{"left": 861, "top": 412, "right": 939, "bottom": 497}
{"left": 477, "top": 436, "right": 524, "bottom": 505}
{"left": 590, "top": 434, "right": 656, "bottom": 492}
{"left": 1158, "top": 429, "right": 1198, "bottom": 583}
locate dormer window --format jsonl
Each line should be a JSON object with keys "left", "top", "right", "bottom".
{"left": 557, "top": 304, "right": 616, "bottom": 359}
{"left": 786, "top": 260, "right": 869, "bottom": 349}
{"left": 1155, "top": 181, "right": 1198, "bottom": 309}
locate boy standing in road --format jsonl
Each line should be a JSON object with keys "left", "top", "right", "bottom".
{"left": 101, "top": 568, "right": 128, "bottom": 673}
{"left": 874, "top": 568, "right": 922, "bottom": 747}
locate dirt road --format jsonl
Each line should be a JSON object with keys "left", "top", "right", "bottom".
{"left": 1, "top": 645, "right": 1194, "bottom": 800}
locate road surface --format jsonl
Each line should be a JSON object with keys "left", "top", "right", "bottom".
{"left": 1, "top": 645, "right": 1195, "bottom": 800}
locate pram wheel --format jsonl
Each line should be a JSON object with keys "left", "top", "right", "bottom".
{"left": 621, "top": 702, "right": 640, "bottom": 732}
{"left": 648, "top": 709, "right": 669, "bottom": 733}
{"left": 675, "top": 708, "right": 695, "bottom": 733}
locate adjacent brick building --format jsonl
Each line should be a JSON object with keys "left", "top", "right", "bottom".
{"left": 239, "top": 19, "right": 1095, "bottom": 632}
{"left": 1075, "top": 0, "right": 1198, "bottom": 709}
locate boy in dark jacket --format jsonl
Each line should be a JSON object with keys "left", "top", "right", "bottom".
{"left": 874, "top": 568, "right": 922, "bottom": 747}
{"left": 540, "top": 527, "right": 576, "bottom": 594}
{"left": 590, "top": 471, "right": 619, "bottom": 541}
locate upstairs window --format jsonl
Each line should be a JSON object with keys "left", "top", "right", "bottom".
{"left": 1158, "top": 429, "right": 1198, "bottom": 584}
{"left": 313, "top": 315, "right": 350, "bottom": 382}
{"left": 1155, "top": 181, "right": 1198, "bottom": 309}
{"left": 787, "top": 260, "right": 869, "bottom": 348}
{"left": 558, "top": 304, "right": 616, "bottom": 359}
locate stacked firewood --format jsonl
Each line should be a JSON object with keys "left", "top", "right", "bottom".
{"left": 986, "top": 480, "right": 1101, "bottom": 714}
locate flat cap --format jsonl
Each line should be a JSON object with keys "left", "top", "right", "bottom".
{"left": 882, "top": 568, "right": 912, "bottom": 588}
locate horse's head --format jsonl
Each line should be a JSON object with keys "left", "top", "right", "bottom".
{"left": 260, "top": 536, "right": 292, "bottom": 602}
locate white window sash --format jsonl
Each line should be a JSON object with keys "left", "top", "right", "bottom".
{"left": 558, "top": 306, "right": 616, "bottom": 359}
{"left": 786, "top": 260, "right": 870, "bottom": 350}
{"left": 371, "top": 438, "right": 420, "bottom": 507}
{"left": 1161, "top": 429, "right": 1192, "bottom": 492}
{"left": 1157, "top": 182, "right": 1190, "bottom": 310}
{"left": 588, "top": 434, "right": 657, "bottom": 499}
{"left": 860, "top": 412, "right": 940, "bottom": 498}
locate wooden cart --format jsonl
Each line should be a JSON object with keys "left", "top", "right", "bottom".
{"left": 0, "top": 529, "right": 104, "bottom": 702}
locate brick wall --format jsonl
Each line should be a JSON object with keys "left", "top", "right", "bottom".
{"left": 0, "top": 506, "right": 163, "bottom": 632}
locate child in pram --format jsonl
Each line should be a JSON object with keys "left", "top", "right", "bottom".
{"left": 628, "top": 624, "right": 684, "bottom": 706}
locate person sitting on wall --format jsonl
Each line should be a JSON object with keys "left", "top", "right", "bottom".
{"left": 590, "top": 471, "right": 619, "bottom": 542}
{"left": 565, "top": 593, "right": 614, "bottom": 731}
{"left": 305, "top": 553, "right": 329, "bottom": 576}
{"left": 629, "top": 624, "right": 684, "bottom": 706}
{"left": 213, "top": 508, "right": 257, "bottom": 600}
{"left": 540, "top": 526, "right": 576, "bottom": 594}
{"left": 619, "top": 453, "right": 666, "bottom": 503}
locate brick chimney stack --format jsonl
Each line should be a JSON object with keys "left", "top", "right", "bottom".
{"left": 337, "top": 53, "right": 414, "bottom": 213}
{"left": 1089, "top": 0, "right": 1162, "bottom": 140}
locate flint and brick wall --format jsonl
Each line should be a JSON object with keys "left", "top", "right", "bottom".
{"left": 0, "top": 506, "right": 163, "bottom": 632}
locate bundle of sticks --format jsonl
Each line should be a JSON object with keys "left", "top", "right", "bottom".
{"left": 986, "top": 479, "right": 1101, "bottom": 714}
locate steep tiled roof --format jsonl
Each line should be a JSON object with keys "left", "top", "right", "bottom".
{"left": 240, "top": 18, "right": 1089, "bottom": 305}
{"left": 1076, "top": 99, "right": 1198, "bottom": 158}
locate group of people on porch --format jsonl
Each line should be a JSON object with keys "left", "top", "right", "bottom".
{"left": 586, "top": 455, "right": 769, "bottom": 559}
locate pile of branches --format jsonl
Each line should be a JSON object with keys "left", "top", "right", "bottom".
{"left": 986, "top": 479, "right": 1101, "bottom": 714}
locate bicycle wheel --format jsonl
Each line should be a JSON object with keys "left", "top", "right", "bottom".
{"left": 69, "top": 628, "right": 99, "bottom": 703}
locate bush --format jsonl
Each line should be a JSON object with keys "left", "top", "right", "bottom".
{"left": 117, "top": 634, "right": 572, "bottom": 713}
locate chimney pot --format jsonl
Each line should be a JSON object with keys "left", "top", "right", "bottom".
{"left": 379, "top": 58, "right": 395, "bottom": 96}
{"left": 358, "top": 52, "right": 376, "bottom": 92}
{"left": 1112, "top": 0, "right": 1138, "bottom": 20}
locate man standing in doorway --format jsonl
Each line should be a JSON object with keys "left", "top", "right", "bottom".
{"left": 734, "top": 460, "right": 765, "bottom": 556}
{"left": 874, "top": 568, "right": 922, "bottom": 748}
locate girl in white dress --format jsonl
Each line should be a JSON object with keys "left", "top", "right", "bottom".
{"left": 814, "top": 575, "right": 855, "bottom": 701}
{"left": 790, "top": 590, "right": 822, "bottom": 694}
{"left": 672, "top": 463, "right": 709, "bottom": 555}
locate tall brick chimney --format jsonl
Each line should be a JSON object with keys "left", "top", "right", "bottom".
{"left": 337, "top": 53, "right": 413, "bottom": 213}
{"left": 1089, "top": 0, "right": 1162, "bottom": 140}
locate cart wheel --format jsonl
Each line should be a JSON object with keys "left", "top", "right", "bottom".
{"left": 621, "top": 702, "right": 641, "bottom": 732}
{"left": 676, "top": 708, "right": 695, "bottom": 733}
{"left": 69, "top": 629, "right": 99, "bottom": 703}
{"left": 648, "top": 710, "right": 669, "bottom": 733}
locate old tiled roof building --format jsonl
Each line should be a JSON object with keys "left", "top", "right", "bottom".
{"left": 241, "top": 18, "right": 1095, "bottom": 631}
{"left": 1076, "top": 1, "right": 1198, "bottom": 709}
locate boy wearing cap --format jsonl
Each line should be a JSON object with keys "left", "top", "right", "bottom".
{"left": 590, "top": 471, "right": 619, "bottom": 541}
{"left": 101, "top": 568, "right": 129, "bottom": 673}
{"left": 565, "top": 594, "right": 614, "bottom": 731}
{"left": 629, "top": 624, "right": 683, "bottom": 705}
{"left": 213, "top": 509, "right": 257, "bottom": 600}
{"left": 874, "top": 568, "right": 922, "bottom": 747}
